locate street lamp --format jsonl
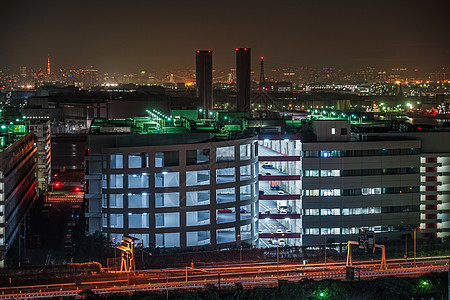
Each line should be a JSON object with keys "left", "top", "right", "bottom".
{"left": 414, "top": 226, "right": 420, "bottom": 266}
{"left": 324, "top": 232, "right": 327, "bottom": 268}
{"left": 276, "top": 235, "right": 279, "bottom": 277}
{"left": 237, "top": 234, "right": 242, "bottom": 269}
{"left": 160, "top": 270, "right": 168, "bottom": 300}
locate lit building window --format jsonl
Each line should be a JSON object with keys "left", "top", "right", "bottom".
{"left": 155, "top": 192, "right": 179, "bottom": 208}
{"left": 186, "top": 190, "right": 210, "bottom": 206}
{"left": 216, "top": 167, "right": 236, "bottom": 183}
{"left": 320, "top": 189, "right": 341, "bottom": 196}
{"left": 110, "top": 154, "right": 123, "bottom": 169}
{"left": 155, "top": 172, "right": 179, "bottom": 187}
{"left": 155, "top": 233, "right": 180, "bottom": 248}
{"left": 186, "top": 210, "right": 210, "bottom": 226}
{"left": 155, "top": 212, "right": 180, "bottom": 228}
{"left": 128, "top": 213, "right": 149, "bottom": 228}
{"left": 186, "top": 170, "right": 210, "bottom": 186}
{"left": 240, "top": 144, "right": 251, "bottom": 160}
{"left": 128, "top": 193, "right": 149, "bottom": 208}
{"left": 216, "top": 227, "right": 236, "bottom": 244}
{"left": 362, "top": 187, "right": 382, "bottom": 195}
{"left": 109, "top": 174, "right": 123, "bottom": 189}
{"left": 216, "top": 146, "right": 235, "bottom": 163}
{"left": 109, "top": 194, "right": 124, "bottom": 208}
{"left": 128, "top": 153, "right": 148, "bottom": 168}
{"left": 109, "top": 214, "right": 123, "bottom": 228}
{"left": 128, "top": 173, "right": 149, "bottom": 188}
{"left": 216, "top": 187, "right": 235, "bottom": 203}
{"left": 320, "top": 208, "right": 340, "bottom": 215}
{"left": 187, "top": 231, "right": 211, "bottom": 246}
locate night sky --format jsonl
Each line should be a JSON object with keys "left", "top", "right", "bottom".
{"left": 1, "top": 0, "right": 449, "bottom": 73}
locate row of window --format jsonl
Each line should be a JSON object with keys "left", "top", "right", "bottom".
{"left": 303, "top": 167, "right": 420, "bottom": 177}
{"left": 102, "top": 184, "right": 257, "bottom": 208}
{"left": 103, "top": 166, "right": 256, "bottom": 188}
{"left": 303, "top": 225, "right": 401, "bottom": 235}
{"left": 302, "top": 148, "right": 420, "bottom": 158}
{"left": 110, "top": 224, "right": 253, "bottom": 248}
{"left": 303, "top": 205, "right": 419, "bottom": 216}
{"left": 302, "top": 186, "right": 419, "bottom": 197}
{"left": 104, "top": 209, "right": 254, "bottom": 228}
{"left": 108, "top": 144, "right": 256, "bottom": 169}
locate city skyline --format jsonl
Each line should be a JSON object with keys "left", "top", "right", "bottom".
{"left": 1, "top": 0, "right": 449, "bottom": 73}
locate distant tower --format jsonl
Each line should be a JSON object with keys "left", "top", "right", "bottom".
{"left": 196, "top": 50, "right": 213, "bottom": 117}
{"left": 252, "top": 55, "right": 274, "bottom": 111}
{"left": 258, "top": 56, "right": 265, "bottom": 90}
{"left": 47, "top": 54, "right": 51, "bottom": 75}
{"left": 236, "top": 48, "right": 251, "bottom": 112}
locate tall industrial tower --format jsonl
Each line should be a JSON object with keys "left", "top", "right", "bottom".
{"left": 258, "top": 56, "right": 265, "bottom": 91}
{"left": 47, "top": 54, "right": 51, "bottom": 75}
{"left": 236, "top": 48, "right": 251, "bottom": 113}
{"left": 196, "top": 50, "right": 213, "bottom": 117}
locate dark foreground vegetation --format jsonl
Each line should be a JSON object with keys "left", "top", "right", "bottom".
{"left": 64, "top": 272, "right": 447, "bottom": 300}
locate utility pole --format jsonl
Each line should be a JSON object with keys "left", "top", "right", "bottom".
{"left": 404, "top": 225, "right": 408, "bottom": 262}
{"left": 324, "top": 234, "right": 327, "bottom": 268}
{"left": 165, "top": 271, "right": 168, "bottom": 300}
{"left": 238, "top": 234, "right": 242, "bottom": 269}
{"left": 276, "top": 236, "right": 279, "bottom": 277}
{"left": 414, "top": 226, "right": 420, "bottom": 266}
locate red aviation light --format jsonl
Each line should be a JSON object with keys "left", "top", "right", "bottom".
{"left": 208, "top": 50, "right": 211, "bottom": 53}
{"left": 244, "top": 48, "right": 247, "bottom": 50}
{"left": 235, "top": 48, "right": 239, "bottom": 51}
{"left": 196, "top": 50, "right": 200, "bottom": 53}
{"left": 261, "top": 56, "right": 264, "bottom": 60}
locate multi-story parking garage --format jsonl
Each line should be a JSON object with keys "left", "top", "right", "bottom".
{"left": 257, "top": 120, "right": 421, "bottom": 247}
{"left": 85, "top": 119, "right": 259, "bottom": 249}
{"left": 85, "top": 116, "right": 450, "bottom": 250}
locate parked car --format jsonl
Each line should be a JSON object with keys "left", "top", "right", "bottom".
{"left": 278, "top": 190, "right": 285, "bottom": 194}
{"left": 261, "top": 164, "right": 274, "bottom": 169}
{"left": 276, "top": 229, "right": 283, "bottom": 233}
{"left": 278, "top": 239, "right": 286, "bottom": 246}
{"left": 240, "top": 208, "right": 248, "bottom": 213}
{"left": 265, "top": 172, "right": 271, "bottom": 175}
{"left": 264, "top": 209, "right": 271, "bottom": 214}
{"left": 270, "top": 185, "right": 280, "bottom": 190}
{"left": 218, "top": 208, "right": 233, "bottom": 213}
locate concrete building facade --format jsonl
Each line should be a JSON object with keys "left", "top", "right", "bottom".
{"left": 259, "top": 120, "right": 421, "bottom": 246}
{"left": 0, "top": 131, "right": 38, "bottom": 267}
{"left": 30, "top": 119, "right": 51, "bottom": 192}
{"left": 86, "top": 132, "right": 259, "bottom": 249}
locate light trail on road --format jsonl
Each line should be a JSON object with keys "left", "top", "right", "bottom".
{"left": 0, "top": 256, "right": 447, "bottom": 299}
